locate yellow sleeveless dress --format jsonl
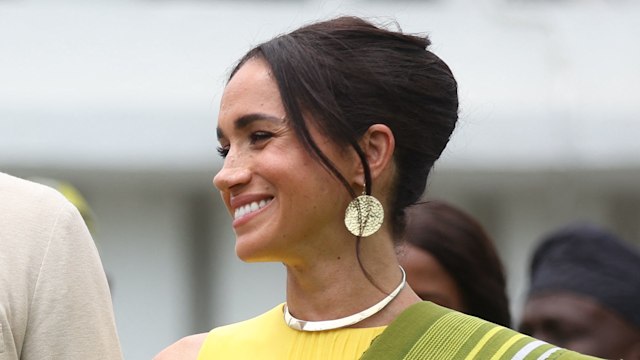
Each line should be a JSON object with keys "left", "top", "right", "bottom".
{"left": 197, "top": 303, "right": 386, "bottom": 360}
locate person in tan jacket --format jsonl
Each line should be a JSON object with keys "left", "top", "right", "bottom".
{"left": 0, "top": 172, "right": 122, "bottom": 360}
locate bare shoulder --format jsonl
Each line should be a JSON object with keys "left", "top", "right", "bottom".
{"left": 153, "top": 333, "right": 208, "bottom": 360}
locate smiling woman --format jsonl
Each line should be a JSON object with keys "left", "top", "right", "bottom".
{"left": 154, "top": 16, "right": 600, "bottom": 360}
{"left": 212, "top": 63, "right": 355, "bottom": 263}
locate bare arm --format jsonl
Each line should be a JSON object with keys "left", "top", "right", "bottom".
{"left": 154, "top": 333, "right": 208, "bottom": 360}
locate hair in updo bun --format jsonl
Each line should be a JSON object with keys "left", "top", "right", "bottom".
{"left": 230, "top": 16, "right": 458, "bottom": 238}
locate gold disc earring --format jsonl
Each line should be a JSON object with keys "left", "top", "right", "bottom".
{"left": 344, "top": 186, "right": 384, "bottom": 237}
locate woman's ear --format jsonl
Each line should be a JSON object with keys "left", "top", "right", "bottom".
{"left": 357, "top": 124, "right": 395, "bottom": 182}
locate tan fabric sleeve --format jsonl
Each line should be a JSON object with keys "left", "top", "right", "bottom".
{"left": 0, "top": 173, "right": 122, "bottom": 360}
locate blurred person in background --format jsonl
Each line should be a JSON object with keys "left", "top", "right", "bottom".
{"left": 0, "top": 172, "right": 122, "bottom": 360}
{"left": 399, "top": 200, "right": 511, "bottom": 327}
{"left": 519, "top": 222, "right": 640, "bottom": 359}
{"left": 156, "top": 16, "right": 597, "bottom": 360}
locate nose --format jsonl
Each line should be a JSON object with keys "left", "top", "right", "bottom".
{"left": 213, "top": 157, "right": 252, "bottom": 192}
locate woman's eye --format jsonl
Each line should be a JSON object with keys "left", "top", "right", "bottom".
{"left": 216, "top": 131, "right": 271, "bottom": 158}
{"left": 249, "top": 131, "right": 273, "bottom": 145}
{"left": 216, "top": 145, "right": 230, "bottom": 158}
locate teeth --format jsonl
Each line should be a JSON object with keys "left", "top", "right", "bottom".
{"left": 234, "top": 199, "right": 271, "bottom": 219}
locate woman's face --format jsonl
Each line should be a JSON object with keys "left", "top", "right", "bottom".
{"left": 213, "top": 58, "right": 355, "bottom": 264}
{"left": 399, "top": 242, "right": 465, "bottom": 312}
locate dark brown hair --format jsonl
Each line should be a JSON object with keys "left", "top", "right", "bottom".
{"left": 229, "top": 16, "right": 458, "bottom": 237}
{"left": 403, "top": 200, "right": 512, "bottom": 327}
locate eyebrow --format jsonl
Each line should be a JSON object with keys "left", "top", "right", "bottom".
{"left": 216, "top": 113, "right": 284, "bottom": 140}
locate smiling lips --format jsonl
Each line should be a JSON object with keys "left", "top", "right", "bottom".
{"left": 234, "top": 198, "right": 273, "bottom": 220}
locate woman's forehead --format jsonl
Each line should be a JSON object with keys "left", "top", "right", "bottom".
{"left": 224, "top": 61, "right": 273, "bottom": 98}
{"left": 219, "top": 59, "right": 284, "bottom": 125}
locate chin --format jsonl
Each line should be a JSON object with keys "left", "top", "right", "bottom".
{"left": 235, "top": 242, "right": 278, "bottom": 263}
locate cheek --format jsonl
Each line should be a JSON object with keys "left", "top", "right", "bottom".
{"left": 575, "top": 327, "right": 633, "bottom": 357}
{"left": 289, "top": 154, "right": 340, "bottom": 192}
{"left": 565, "top": 340, "right": 603, "bottom": 357}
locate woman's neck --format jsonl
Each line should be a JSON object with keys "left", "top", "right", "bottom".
{"left": 283, "top": 230, "right": 421, "bottom": 328}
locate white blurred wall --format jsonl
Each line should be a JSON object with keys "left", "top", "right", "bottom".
{"left": 2, "top": 0, "right": 640, "bottom": 358}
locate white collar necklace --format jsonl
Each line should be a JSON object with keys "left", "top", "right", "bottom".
{"left": 283, "top": 266, "right": 407, "bottom": 332}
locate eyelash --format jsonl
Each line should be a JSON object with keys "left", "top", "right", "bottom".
{"left": 216, "top": 146, "right": 229, "bottom": 158}
{"left": 216, "top": 131, "right": 273, "bottom": 159}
